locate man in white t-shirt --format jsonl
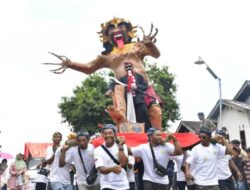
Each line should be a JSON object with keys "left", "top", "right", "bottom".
{"left": 130, "top": 128, "right": 182, "bottom": 190}
{"left": 45, "top": 132, "right": 73, "bottom": 190}
{"left": 185, "top": 127, "right": 232, "bottom": 190}
{"left": 94, "top": 124, "right": 129, "bottom": 190}
{"left": 216, "top": 130, "right": 242, "bottom": 190}
{"left": 60, "top": 130, "right": 100, "bottom": 190}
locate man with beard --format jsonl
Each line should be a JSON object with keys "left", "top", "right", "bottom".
{"left": 129, "top": 128, "right": 182, "bottom": 190}
{"left": 94, "top": 124, "right": 129, "bottom": 190}
{"left": 59, "top": 130, "right": 100, "bottom": 190}
{"left": 44, "top": 17, "right": 162, "bottom": 130}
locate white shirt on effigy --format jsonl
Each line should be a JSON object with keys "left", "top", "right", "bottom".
{"left": 94, "top": 143, "right": 129, "bottom": 190}
{"left": 131, "top": 142, "right": 175, "bottom": 185}
{"left": 65, "top": 144, "right": 100, "bottom": 186}
{"left": 186, "top": 143, "right": 226, "bottom": 186}
{"left": 46, "top": 146, "right": 71, "bottom": 184}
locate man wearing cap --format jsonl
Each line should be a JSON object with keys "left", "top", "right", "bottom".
{"left": 230, "top": 139, "right": 248, "bottom": 159}
{"left": 185, "top": 127, "right": 233, "bottom": 190}
{"left": 129, "top": 128, "right": 182, "bottom": 190}
{"left": 94, "top": 124, "right": 129, "bottom": 190}
{"left": 60, "top": 130, "right": 100, "bottom": 190}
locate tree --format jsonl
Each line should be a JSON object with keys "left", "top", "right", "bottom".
{"left": 58, "top": 62, "right": 180, "bottom": 132}
{"left": 58, "top": 74, "right": 113, "bottom": 133}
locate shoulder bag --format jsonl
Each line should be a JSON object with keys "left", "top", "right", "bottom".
{"left": 78, "top": 147, "right": 98, "bottom": 185}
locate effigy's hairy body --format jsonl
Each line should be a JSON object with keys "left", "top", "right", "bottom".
{"left": 45, "top": 18, "right": 162, "bottom": 130}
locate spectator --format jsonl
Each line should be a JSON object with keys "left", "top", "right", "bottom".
{"left": 185, "top": 127, "right": 232, "bottom": 190}
{"left": 130, "top": 127, "right": 182, "bottom": 190}
{"left": 244, "top": 147, "right": 250, "bottom": 189}
{"left": 94, "top": 124, "right": 129, "bottom": 190}
{"left": 231, "top": 139, "right": 248, "bottom": 159}
{"left": 0, "top": 159, "right": 8, "bottom": 190}
{"left": 60, "top": 130, "right": 100, "bottom": 190}
{"left": 197, "top": 112, "right": 216, "bottom": 131}
{"left": 45, "top": 132, "right": 73, "bottom": 190}
{"left": 231, "top": 147, "right": 246, "bottom": 190}
{"left": 35, "top": 159, "right": 49, "bottom": 190}
{"left": 7, "top": 153, "right": 26, "bottom": 190}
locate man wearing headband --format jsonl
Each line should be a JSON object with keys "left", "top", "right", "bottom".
{"left": 94, "top": 124, "right": 129, "bottom": 190}
{"left": 130, "top": 128, "right": 182, "bottom": 190}
{"left": 185, "top": 127, "right": 233, "bottom": 190}
{"left": 45, "top": 132, "right": 73, "bottom": 190}
{"left": 60, "top": 130, "right": 100, "bottom": 190}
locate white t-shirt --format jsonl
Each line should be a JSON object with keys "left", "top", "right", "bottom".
{"left": 65, "top": 144, "right": 99, "bottom": 186}
{"left": 46, "top": 146, "right": 71, "bottom": 184}
{"left": 171, "top": 155, "right": 185, "bottom": 182}
{"left": 127, "top": 155, "right": 135, "bottom": 183}
{"left": 186, "top": 143, "right": 226, "bottom": 186}
{"left": 217, "top": 154, "right": 232, "bottom": 180}
{"left": 94, "top": 143, "right": 129, "bottom": 190}
{"left": 131, "top": 142, "right": 175, "bottom": 185}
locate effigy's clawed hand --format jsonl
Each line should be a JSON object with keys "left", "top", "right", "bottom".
{"left": 138, "top": 23, "right": 158, "bottom": 43}
{"left": 42, "top": 52, "right": 71, "bottom": 74}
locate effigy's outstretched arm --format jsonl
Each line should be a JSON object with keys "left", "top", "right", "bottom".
{"left": 43, "top": 52, "right": 108, "bottom": 74}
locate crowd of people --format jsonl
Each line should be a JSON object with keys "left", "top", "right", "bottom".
{"left": 1, "top": 124, "right": 250, "bottom": 190}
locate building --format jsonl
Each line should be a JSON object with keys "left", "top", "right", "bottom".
{"left": 176, "top": 80, "right": 250, "bottom": 150}
{"left": 208, "top": 80, "right": 250, "bottom": 150}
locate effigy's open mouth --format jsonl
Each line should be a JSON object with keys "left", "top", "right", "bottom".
{"left": 113, "top": 31, "right": 124, "bottom": 49}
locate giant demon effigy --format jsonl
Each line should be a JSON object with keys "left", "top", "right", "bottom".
{"left": 45, "top": 18, "right": 163, "bottom": 132}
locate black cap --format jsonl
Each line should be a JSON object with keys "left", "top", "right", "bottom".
{"left": 76, "top": 130, "right": 90, "bottom": 140}
{"left": 216, "top": 129, "right": 226, "bottom": 137}
{"left": 231, "top": 139, "right": 241, "bottom": 145}
{"left": 147, "top": 127, "right": 158, "bottom": 137}
{"left": 101, "top": 124, "right": 117, "bottom": 133}
{"left": 199, "top": 127, "right": 212, "bottom": 137}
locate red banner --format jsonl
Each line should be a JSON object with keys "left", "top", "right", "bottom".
{"left": 91, "top": 132, "right": 200, "bottom": 148}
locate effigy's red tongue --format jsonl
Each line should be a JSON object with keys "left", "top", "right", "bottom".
{"left": 115, "top": 38, "right": 124, "bottom": 49}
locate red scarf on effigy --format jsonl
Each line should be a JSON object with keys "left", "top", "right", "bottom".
{"left": 127, "top": 70, "right": 136, "bottom": 95}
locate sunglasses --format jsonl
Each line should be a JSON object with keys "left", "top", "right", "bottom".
{"left": 199, "top": 135, "right": 208, "bottom": 140}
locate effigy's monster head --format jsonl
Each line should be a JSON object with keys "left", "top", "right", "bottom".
{"left": 98, "top": 18, "right": 137, "bottom": 54}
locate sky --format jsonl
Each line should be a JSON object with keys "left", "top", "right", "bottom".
{"left": 0, "top": 0, "right": 250, "bottom": 156}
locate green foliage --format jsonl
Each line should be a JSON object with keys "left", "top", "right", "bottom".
{"left": 58, "top": 74, "right": 112, "bottom": 133}
{"left": 58, "top": 61, "right": 180, "bottom": 132}
{"left": 144, "top": 61, "right": 180, "bottom": 128}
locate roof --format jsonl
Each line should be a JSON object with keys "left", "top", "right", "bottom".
{"left": 175, "top": 120, "right": 201, "bottom": 133}
{"left": 233, "top": 80, "right": 250, "bottom": 102}
{"left": 24, "top": 142, "right": 52, "bottom": 159}
{"left": 208, "top": 99, "right": 250, "bottom": 120}
{"left": 208, "top": 80, "right": 250, "bottom": 120}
